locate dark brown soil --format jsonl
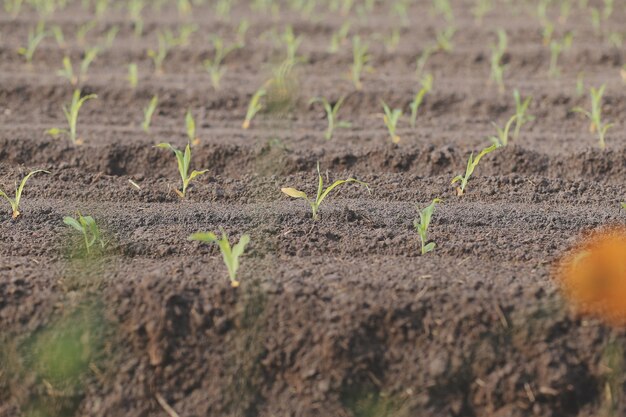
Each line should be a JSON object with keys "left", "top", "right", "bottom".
{"left": 1, "top": 1, "right": 626, "bottom": 416}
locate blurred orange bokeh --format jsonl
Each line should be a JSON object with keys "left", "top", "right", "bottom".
{"left": 555, "top": 227, "right": 626, "bottom": 326}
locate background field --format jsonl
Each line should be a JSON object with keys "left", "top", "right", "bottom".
{"left": 1, "top": 0, "right": 625, "bottom": 416}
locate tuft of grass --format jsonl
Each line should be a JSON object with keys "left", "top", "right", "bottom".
{"left": 381, "top": 101, "right": 402, "bottom": 144}
{"left": 281, "top": 162, "right": 369, "bottom": 220}
{"left": 155, "top": 143, "right": 208, "bottom": 198}
{"left": 573, "top": 84, "right": 614, "bottom": 150}
{"left": 310, "top": 96, "right": 351, "bottom": 140}
{"left": 451, "top": 144, "right": 498, "bottom": 195}
{"left": 414, "top": 198, "right": 442, "bottom": 255}
{"left": 0, "top": 170, "right": 49, "bottom": 219}
{"left": 47, "top": 89, "right": 97, "bottom": 145}
{"left": 189, "top": 228, "right": 250, "bottom": 288}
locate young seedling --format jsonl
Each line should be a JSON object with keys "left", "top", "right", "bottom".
{"left": 512, "top": 89, "right": 534, "bottom": 141}
{"left": 573, "top": 85, "right": 614, "bottom": 149}
{"left": 328, "top": 21, "right": 351, "bottom": 53}
{"left": 435, "top": 26, "right": 456, "bottom": 53}
{"left": 282, "top": 25, "right": 303, "bottom": 63}
{"left": 56, "top": 47, "right": 100, "bottom": 86}
{"left": 147, "top": 30, "right": 180, "bottom": 74}
{"left": 0, "top": 170, "right": 49, "bottom": 219}
{"left": 415, "top": 45, "right": 436, "bottom": 79}
{"left": 351, "top": 36, "right": 371, "bottom": 90}
{"left": 576, "top": 72, "right": 585, "bottom": 96}
{"left": 451, "top": 144, "right": 498, "bottom": 195}
{"left": 188, "top": 229, "right": 250, "bottom": 288}
{"left": 63, "top": 213, "right": 106, "bottom": 254}
{"left": 381, "top": 101, "right": 402, "bottom": 144}
{"left": 410, "top": 74, "right": 433, "bottom": 128}
{"left": 414, "top": 198, "right": 442, "bottom": 255}
{"left": 489, "top": 114, "right": 518, "bottom": 147}
{"left": 310, "top": 96, "right": 351, "bottom": 140}
{"left": 490, "top": 29, "right": 507, "bottom": 94}
{"left": 548, "top": 32, "right": 573, "bottom": 78}
{"left": 128, "top": 63, "right": 138, "bottom": 89}
{"left": 57, "top": 56, "right": 77, "bottom": 85}
{"left": 142, "top": 95, "right": 158, "bottom": 133}
{"left": 281, "top": 162, "right": 369, "bottom": 220}
{"left": 242, "top": 87, "right": 266, "bottom": 129}
{"left": 47, "top": 89, "right": 97, "bottom": 145}
{"left": 186, "top": 109, "right": 199, "bottom": 145}
{"left": 155, "top": 143, "right": 208, "bottom": 198}
{"left": 203, "top": 36, "right": 241, "bottom": 90}
{"left": 18, "top": 25, "right": 47, "bottom": 64}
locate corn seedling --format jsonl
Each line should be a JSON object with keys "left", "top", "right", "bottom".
{"left": 76, "top": 21, "right": 96, "bottom": 46}
{"left": 621, "top": 65, "right": 626, "bottom": 83}
{"left": 328, "top": 21, "right": 350, "bottom": 53}
{"left": 63, "top": 213, "right": 106, "bottom": 254}
{"left": 576, "top": 72, "right": 585, "bottom": 96}
{"left": 281, "top": 162, "right": 369, "bottom": 220}
{"left": 147, "top": 30, "right": 180, "bottom": 74}
{"left": 242, "top": 87, "right": 266, "bottom": 129}
{"left": 51, "top": 25, "right": 65, "bottom": 48}
{"left": 80, "top": 46, "right": 99, "bottom": 79}
{"left": 573, "top": 85, "right": 614, "bottom": 150}
{"left": 47, "top": 89, "right": 97, "bottom": 145}
{"left": 451, "top": 144, "right": 498, "bottom": 195}
{"left": 410, "top": 74, "right": 433, "bottom": 128}
{"left": 435, "top": 26, "right": 456, "bottom": 53}
{"left": 57, "top": 56, "right": 77, "bottom": 85}
{"left": 282, "top": 25, "right": 303, "bottom": 63}
{"left": 5, "top": 0, "right": 23, "bottom": 18}
{"left": 489, "top": 114, "right": 518, "bottom": 147}
{"left": 0, "top": 170, "right": 48, "bottom": 219}
{"left": 188, "top": 229, "right": 250, "bottom": 288}
{"left": 433, "top": 0, "right": 454, "bottom": 23}
{"left": 548, "top": 32, "right": 572, "bottom": 78}
{"left": 186, "top": 109, "right": 199, "bottom": 145}
{"left": 128, "top": 63, "right": 138, "bottom": 89}
{"left": 128, "top": 0, "right": 144, "bottom": 36}
{"left": 414, "top": 198, "right": 442, "bottom": 255}
{"left": 236, "top": 20, "right": 250, "bottom": 46}
{"left": 102, "top": 25, "right": 119, "bottom": 49}
{"left": 17, "top": 25, "right": 47, "bottom": 64}
{"left": 310, "top": 96, "right": 351, "bottom": 140}
{"left": 155, "top": 143, "right": 208, "bottom": 198}
{"left": 203, "top": 36, "right": 241, "bottom": 90}
{"left": 382, "top": 28, "right": 401, "bottom": 53}
{"left": 415, "top": 44, "right": 436, "bottom": 79}
{"left": 351, "top": 36, "right": 371, "bottom": 90}
{"left": 512, "top": 89, "right": 534, "bottom": 141}
{"left": 490, "top": 29, "right": 507, "bottom": 94}
{"left": 142, "top": 95, "right": 158, "bottom": 133}
{"left": 472, "top": 0, "right": 492, "bottom": 23}
{"left": 381, "top": 101, "right": 402, "bottom": 144}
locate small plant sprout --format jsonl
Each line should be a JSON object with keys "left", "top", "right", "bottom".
{"left": 155, "top": 143, "right": 208, "bottom": 198}
{"left": 18, "top": 25, "right": 47, "bottom": 64}
{"left": 189, "top": 229, "right": 250, "bottom": 288}
{"left": 281, "top": 162, "right": 369, "bottom": 221}
{"left": 0, "top": 170, "right": 49, "bottom": 219}
{"left": 576, "top": 72, "right": 585, "bottom": 96}
{"left": 451, "top": 144, "right": 498, "bottom": 195}
{"left": 57, "top": 56, "right": 77, "bottom": 85}
{"left": 351, "top": 36, "right": 371, "bottom": 90}
{"left": 381, "top": 101, "right": 403, "bottom": 144}
{"left": 410, "top": 74, "right": 433, "bottom": 128}
{"left": 186, "top": 109, "right": 199, "bottom": 145}
{"left": 142, "top": 95, "right": 158, "bottom": 133}
{"left": 573, "top": 85, "right": 614, "bottom": 150}
{"left": 128, "top": 63, "right": 138, "bottom": 89}
{"left": 203, "top": 36, "right": 241, "bottom": 90}
{"left": 328, "top": 21, "right": 351, "bottom": 53}
{"left": 63, "top": 213, "right": 106, "bottom": 254}
{"left": 490, "top": 29, "right": 507, "bottom": 94}
{"left": 489, "top": 114, "right": 518, "bottom": 147}
{"left": 47, "top": 89, "right": 97, "bottom": 145}
{"left": 282, "top": 25, "right": 303, "bottom": 63}
{"left": 548, "top": 32, "right": 573, "bottom": 78}
{"left": 310, "top": 96, "right": 351, "bottom": 140}
{"left": 414, "top": 198, "right": 442, "bottom": 255}
{"left": 242, "top": 87, "right": 266, "bottom": 129}
{"left": 512, "top": 89, "right": 535, "bottom": 141}
{"left": 147, "top": 30, "right": 180, "bottom": 74}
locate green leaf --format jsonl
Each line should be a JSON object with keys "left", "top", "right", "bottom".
{"left": 423, "top": 242, "right": 436, "bottom": 254}
{"left": 318, "top": 178, "right": 369, "bottom": 206}
{"left": 188, "top": 232, "right": 218, "bottom": 242}
{"left": 63, "top": 217, "right": 84, "bottom": 232}
{"left": 15, "top": 170, "right": 49, "bottom": 207}
{"left": 188, "top": 170, "right": 208, "bottom": 181}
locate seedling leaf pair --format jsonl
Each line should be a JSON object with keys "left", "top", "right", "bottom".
{"left": 156, "top": 143, "right": 207, "bottom": 198}
{"left": 573, "top": 84, "right": 614, "bottom": 150}
{"left": 47, "top": 89, "right": 97, "bottom": 145}
{"left": 281, "top": 162, "right": 369, "bottom": 220}
{"left": 451, "top": 144, "right": 498, "bottom": 195}
{"left": 0, "top": 170, "right": 49, "bottom": 219}
{"left": 414, "top": 198, "right": 442, "bottom": 255}
{"left": 63, "top": 213, "right": 106, "bottom": 254}
{"left": 189, "top": 230, "right": 250, "bottom": 288}
{"left": 310, "top": 96, "right": 351, "bottom": 140}
{"left": 381, "top": 101, "right": 402, "bottom": 143}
